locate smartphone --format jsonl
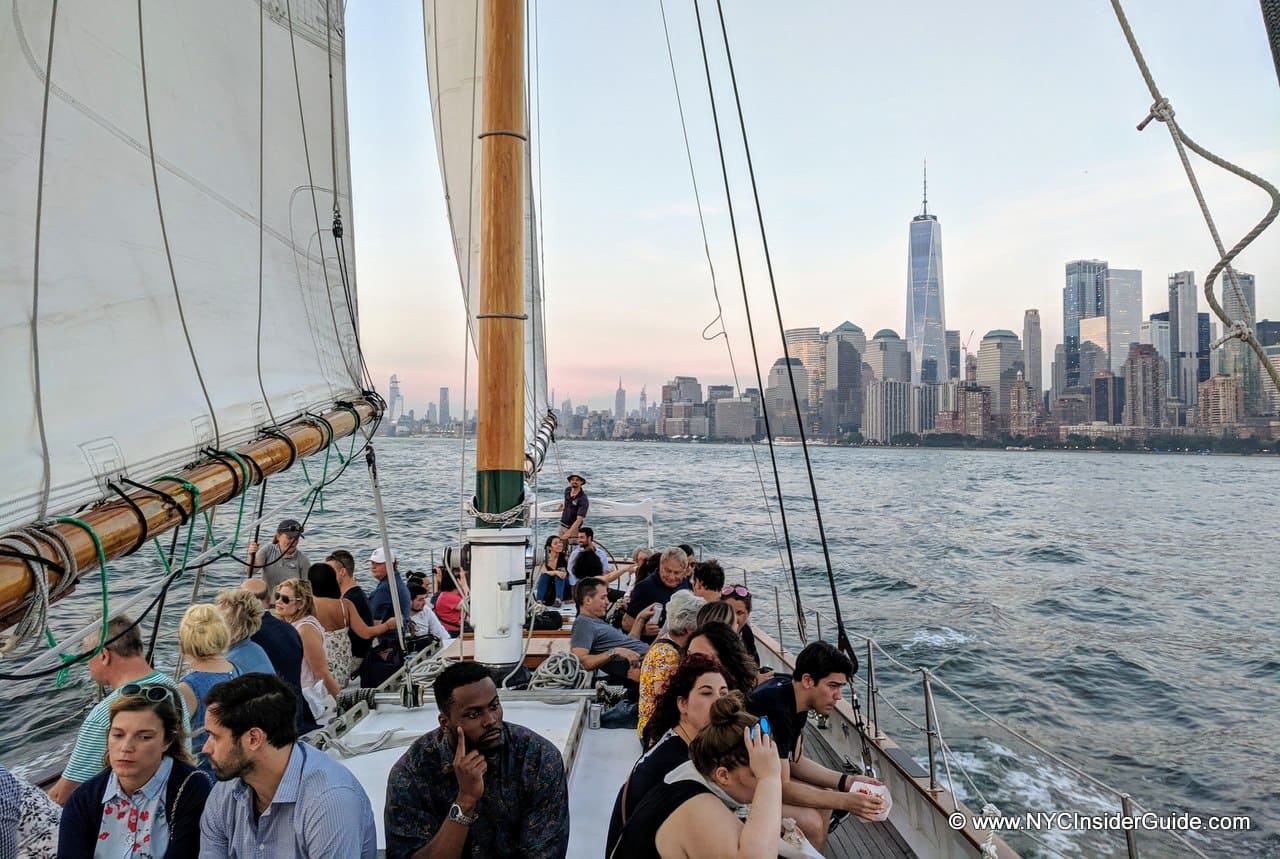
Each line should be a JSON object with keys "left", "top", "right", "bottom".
{"left": 759, "top": 716, "right": 771, "bottom": 736}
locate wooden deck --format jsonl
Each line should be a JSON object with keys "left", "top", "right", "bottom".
{"left": 802, "top": 723, "right": 916, "bottom": 859}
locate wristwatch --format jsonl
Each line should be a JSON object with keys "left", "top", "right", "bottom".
{"left": 448, "top": 802, "right": 478, "bottom": 826}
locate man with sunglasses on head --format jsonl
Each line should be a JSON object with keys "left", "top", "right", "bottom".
{"left": 47, "top": 615, "right": 191, "bottom": 806}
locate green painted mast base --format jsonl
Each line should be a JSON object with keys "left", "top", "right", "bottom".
{"left": 474, "top": 469, "right": 525, "bottom": 528}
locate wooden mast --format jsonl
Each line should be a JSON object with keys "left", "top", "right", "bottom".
{"left": 474, "top": 0, "right": 525, "bottom": 523}
{"left": 0, "top": 398, "right": 380, "bottom": 629}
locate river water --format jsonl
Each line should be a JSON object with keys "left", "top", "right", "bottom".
{"left": 2, "top": 438, "right": 1276, "bottom": 857}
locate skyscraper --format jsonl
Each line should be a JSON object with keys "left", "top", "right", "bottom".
{"left": 865, "top": 329, "right": 911, "bottom": 383}
{"left": 1219, "top": 271, "right": 1261, "bottom": 414}
{"left": 1021, "top": 310, "right": 1042, "bottom": 400}
{"left": 1105, "top": 269, "right": 1143, "bottom": 374}
{"left": 784, "top": 327, "right": 826, "bottom": 419}
{"left": 439, "top": 387, "right": 451, "bottom": 425}
{"left": 905, "top": 167, "right": 947, "bottom": 385}
{"left": 388, "top": 375, "right": 404, "bottom": 422}
{"left": 1123, "top": 344, "right": 1166, "bottom": 428}
{"left": 765, "top": 358, "right": 808, "bottom": 437}
{"left": 864, "top": 380, "right": 911, "bottom": 443}
{"left": 945, "top": 330, "right": 961, "bottom": 380}
{"left": 1063, "top": 259, "right": 1108, "bottom": 389}
{"left": 1167, "top": 271, "right": 1199, "bottom": 408}
{"left": 975, "top": 330, "right": 1024, "bottom": 416}
{"left": 614, "top": 379, "right": 626, "bottom": 421}
{"left": 822, "top": 336, "right": 862, "bottom": 437}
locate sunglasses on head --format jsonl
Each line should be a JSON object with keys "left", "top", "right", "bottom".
{"left": 273, "top": 592, "right": 294, "bottom": 604}
{"left": 119, "top": 683, "right": 177, "bottom": 705}
{"left": 721, "top": 585, "right": 750, "bottom": 598}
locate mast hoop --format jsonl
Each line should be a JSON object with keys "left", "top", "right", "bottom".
{"left": 475, "top": 312, "right": 529, "bottom": 320}
{"left": 477, "top": 129, "right": 528, "bottom": 141}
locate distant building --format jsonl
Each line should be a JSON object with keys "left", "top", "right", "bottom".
{"left": 864, "top": 380, "right": 911, "bottom": 442}
{"left": 1008, "top": 374, "right": 1041, "bottom": 437}
{"left": 713, "top": 397, "right": 757, "bottom": 440}
{"left": 976, "top": 329, "right": 1023, "bottom": 416}
{"left": 1265, "top": 345, "right": 1280, "bottom": 415}
{"left": 614, "top": 379, "right": 626, "bottom": 421}
{"left": 1105, "top": 268, "right": 1143, "bottom": 374}
{"left": 1123, "top": 344, "right": 1167, "bottom": 428}
{"left": 910, "top": 384, "right": 937, "bottom": 435}
{"left": 822, "top": 336, "right": 862, "bottom": 438}
{"left": 1167, "top": 271, "right": 1199, "bottom": 408}
{"left": 388, "top": 375, "right": 404, "bottom": 423}
{"left": 1092, "top": 370, "right": 1124, "bottom": 425}
{"left": 906, "top": 173, "right": 947, "bottom": 385}
{"left": 1198, "top": 375, "right": 1243, "bottom": 429}
{"left": 1219, "top": 271, "right": 1262, "bottom": 415}
{"left": 1022, "top": 310, "right": 1042, "bottom": 401}
{"left": 1063, "top": 259, "right": 1108, "bottom": 388}
{"left": 1258, "top": 320, "right": 1280, "bottom": 347}
{"left": 945, "top": 329, "right": 961, "bottom": 380}
{"left": 764, "top": 358, "right": 808, "bottom": 437}
{"left": 1050, "top": 389, "right": 1092, "bottom": 429}
{"left": 426, "top": 403, "right": 438, "bottom": 425}
{"left": 784, "top": 327, "right": 826, "bottom": 421}
{"left": 866, "top": 329, "right": 911, "bottom": 383}
{"left": 1197, "top": 312, "right": 1213, "bottom": 385}
{"left": 440, "top": 387, "right": 451, "bottom": 425}
{"left": 1079, "top": 316, "right": 1109, "bottom": 371}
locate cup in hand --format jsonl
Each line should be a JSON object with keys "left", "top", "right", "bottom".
{"left": 850, "top": 781, "right": 892, "bottom": 822}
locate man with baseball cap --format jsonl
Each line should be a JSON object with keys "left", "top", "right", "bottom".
{"left": 247, "top": 518, "right": 309, "bottom": 595}
{"left": 558, "top": 473, "right": 589, "bottom": 542}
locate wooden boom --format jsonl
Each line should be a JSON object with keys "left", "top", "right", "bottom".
{"left": 0, "top": 398, "right": 380, "bottom": 630}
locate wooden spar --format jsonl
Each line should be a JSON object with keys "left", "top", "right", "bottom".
{"left": 0, "top": 398, "right": 380, "bottom": 629}
{"left": 474, "top": 0, "right": 526, "bottom": 521}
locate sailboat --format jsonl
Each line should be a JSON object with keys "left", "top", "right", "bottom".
{"left": 3, "top": 1, "right": 1275, "bottom": 857}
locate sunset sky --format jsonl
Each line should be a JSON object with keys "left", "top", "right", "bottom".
{"left": 345, "top": 1, "right": 1279, "bottom": 414}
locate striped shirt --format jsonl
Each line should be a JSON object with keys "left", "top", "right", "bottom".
{"left": 63, "top": 670, "right": 191, "bottom": 784}
{"left": 198, "top": 741, "right": 376, "bottom": 858}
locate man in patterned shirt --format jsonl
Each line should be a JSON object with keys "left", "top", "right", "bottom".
{"left": 384, "top": 661, "right": 569, "bottom": 859}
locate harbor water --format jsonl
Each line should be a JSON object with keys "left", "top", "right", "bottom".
{"left": 2, "top": 438, "right": 1276, "bottom": 857}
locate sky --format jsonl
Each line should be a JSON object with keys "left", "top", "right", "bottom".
{"left": 344, "top": 1, "right": 1279, "bottom": 415}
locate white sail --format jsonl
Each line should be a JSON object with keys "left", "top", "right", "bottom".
{"left": 0, "top": 1, "right": 364, "bottom": 531}
{"left": 422, "top": 0, "right": 550, "bottom": 456}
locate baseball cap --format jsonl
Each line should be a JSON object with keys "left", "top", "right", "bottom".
{"left": 277, "top": 519, "right": 304, "bottom": 537}
{"left": 369, "top": 547, "right": 398, "bottom": 564}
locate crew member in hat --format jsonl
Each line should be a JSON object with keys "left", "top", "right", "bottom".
{"left": 247, "top": 519, "right": 310, "bottom": 595}
{"left": 558, "top": 473, "right": 589, "bottom": 543}
{"left": 368, "top": 547, "right": 411, "bottom": 627}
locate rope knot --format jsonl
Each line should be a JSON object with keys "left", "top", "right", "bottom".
{"left": 1150, "top": 98, "right": 1173, "bottom": 121}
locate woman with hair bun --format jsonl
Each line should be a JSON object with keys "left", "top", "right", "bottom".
{"left": 607, "top": 693, "right": 782, "bottom": 859}
{"left": 175, "top": 604, "right": 239, "bottom": 771}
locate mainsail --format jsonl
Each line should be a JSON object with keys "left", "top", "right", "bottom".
{"left": 422, "top": 0, "right": 551, "bottom": 460}
{"left": 1, "top": 0, "right": 366, "bottom": 533}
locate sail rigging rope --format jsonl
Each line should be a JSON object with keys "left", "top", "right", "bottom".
{"left": 689, "top": 0, "right": 808, "bottom": 643}
{"left": 1109, "top": 0, "right": 1280, "bottom": 401}
{"left": 135, "top": 0, "right": 222, "bottom": 450}
{"left": 710, "top": 0, "right": 855, "bottom": 658}
{"left": 657, "top": 0, "right": 790, "bottom": 588}
{"left": 254, "top": 0, "right": 277, "bottom": 429}
{"left": 28, "top": 0, "right": 59, "bottom": 521}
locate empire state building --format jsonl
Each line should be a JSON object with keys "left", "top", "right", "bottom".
{"left": 905, "top": 165, "right": 947, "bottom": 384}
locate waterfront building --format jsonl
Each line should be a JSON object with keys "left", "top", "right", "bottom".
{"left": 1064, "top": 259, "right": 1108, "bottom": 388}
{"left": 1259, "top": 320, "right": 1280, "bottom": 347}
{"left": 906, "top": 172, "right": 947, "bottom": 385}
{"left": 910, "top": 383, "right": 937, "bottom": 435}
{"left": 1093, "top": 370, "right": 1125, "bottom": 425}
{"left": 784, "top": 327, "right": 826, "bottom": 420}
{"left": 945, "top": 329, "right": 961, "bottom": 380}
{"left": 426, "top": 403, "right": 437, "bottom": 425}
{"left": 822, "top": 336, "right": 862, "bottom": 438}
{"left": 1265, "top": 346, "right": 1280, "bottom": 415}
{"left": 765, "top": 358, "right": 808, "bottom": 437}
{"left": 1198, "top": 375, "right": 1244, "bottom": 429}
{"left": 1022, "top": 310, "right": 1042, "bottom": 402}
{"left": 976, "top": 330, "right": 1023, "bottom": 416}
{"left": 615, "top": 379, "right": 626, "bottom": 421}
{"left": 1105, "top": 269, "right": 1143, "bottom": 374}
{"left": 1168, "top": 271, "right": 1199, "bottom": 409}
{"left": 712, "top": 398, "right": 757, "bottom": 440}
{"left": 440, "top": 386, "right": 451, "bottom": 425}
{"left": 864, "top": 380, "right": 911, "bottom": 442}
{"left": 866, "top": 329, "right": 911, "bottom": 383}
{"left": 388, "top": 375, "right": 404, "bottom": 422}
{"left": 829, "top": 321, "right": 867, "bottom": 357}
{"left": 1123, "top": 344, "right": 1167, "bottom": 428}
{"left": 1050, "top": 389, "right": 1092, "bottom": 429}
{"left": 1197, "top": 313, "right": 1212, "bottom": 385}
{"left": 1219, "top": 271, "right": 1262, "bottom": 415}
{"left": 1008, "top": 373, "right": 1040, "bottom": 437}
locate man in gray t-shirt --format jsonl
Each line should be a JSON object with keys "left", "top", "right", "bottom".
{"left": 569, "top": 578, "right": 650, "bottom": 691}
{"left": 247, "top": 518, "right": 310, "bottom": 594}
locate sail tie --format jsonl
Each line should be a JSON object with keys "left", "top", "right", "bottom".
{"left": 106, "top": 482, "right": 152, "bottom": 556}
{"left": 464, "top": 497, "right": 529, "bottom": 528}
{"left": 119, "top": 477, "right": 189, "bottom": 527}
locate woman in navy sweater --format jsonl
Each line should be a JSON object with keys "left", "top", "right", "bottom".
{"left": 58, "top": 686, "right": 211, "bottom": 858}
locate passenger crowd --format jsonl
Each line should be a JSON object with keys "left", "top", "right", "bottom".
{"left": 1, "top": 499, "right": 887, "bottom": 858}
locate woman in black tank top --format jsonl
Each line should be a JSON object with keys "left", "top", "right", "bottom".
{"left": 607, "top": 694, "right": 783, "bottom": 859}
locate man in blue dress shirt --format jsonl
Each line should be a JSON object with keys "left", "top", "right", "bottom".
{"left": 199, "top": 673, "right": 377, "bottom": 858}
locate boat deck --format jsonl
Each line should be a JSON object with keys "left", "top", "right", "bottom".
{"left": 802, "top": 723, "right": 917, "bottom": 859}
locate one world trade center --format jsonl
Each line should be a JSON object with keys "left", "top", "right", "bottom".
{"left": 906, "top": 166, "right": 947, "bottom": 384}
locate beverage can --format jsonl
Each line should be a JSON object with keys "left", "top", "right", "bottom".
{"left": 588, "top": 702, "right": 602, "bottom": 730}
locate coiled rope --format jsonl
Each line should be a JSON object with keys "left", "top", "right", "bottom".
{"left": 529, "top": 651, "right": 588, "bottom": 690}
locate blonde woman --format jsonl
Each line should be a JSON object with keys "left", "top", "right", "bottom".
{"left": 213, "top": 588, "right": 274, "bottom": 675}
{"left": 273, "top": 578, "right": 340, "bottom": 721}
{"left": 176, "top": 604, "right": 239, "bottom": 772}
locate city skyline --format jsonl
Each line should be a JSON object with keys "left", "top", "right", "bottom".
{"left": 345, "top": 3, "right": 1278, "bottom": 413}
